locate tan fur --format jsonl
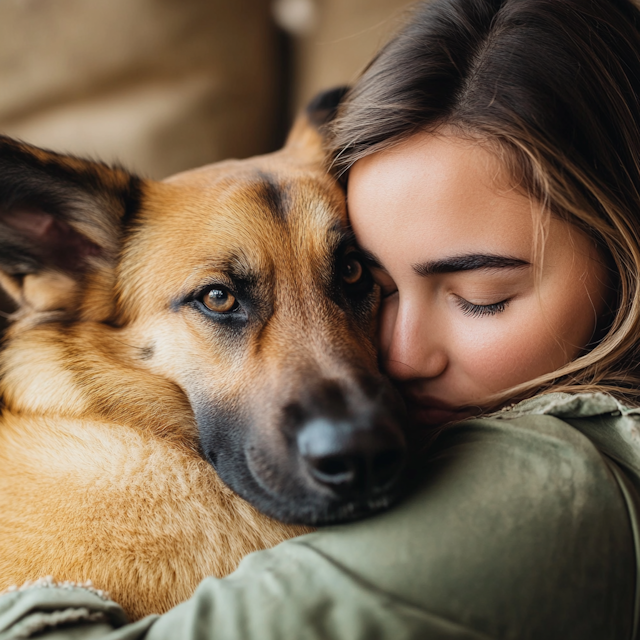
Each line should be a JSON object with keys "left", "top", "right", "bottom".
{"left": 0, "top": 121, "right": 370, "bottom": 620}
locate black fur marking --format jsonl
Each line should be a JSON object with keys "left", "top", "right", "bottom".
{"left": 139, "top": 344, "right": 155, "bottom": 361}
{"left": 119, "top": 175, "right": 144, "bottom": 231}
{"left": 0, "top": 136, "right": 124, "bottom": 207}
{"left": 254, "top": 173, "right": 289, "bottom": 222}
{"left": 0, "top": 236, "right": 41, "bottom": 274}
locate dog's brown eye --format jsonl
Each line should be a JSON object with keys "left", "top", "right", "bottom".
{"left": 203, "top": 287, "right": 238, "bottom": 313}
{"left": 342, "top": 255, "right": 364, "bottom": 285}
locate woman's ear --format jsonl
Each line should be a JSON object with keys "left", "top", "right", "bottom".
{"left": 0, "top": 135, "right": 143, "bottom": 315}
{"left": 283, "top": 86, "right": 350, "bottom": 163}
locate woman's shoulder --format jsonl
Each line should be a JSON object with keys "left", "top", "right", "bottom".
{"left": 493, "top": 391, "right": 640, "bottom": 484}
{"left": 297, "top": 392, "right": 639, "bottom": 639}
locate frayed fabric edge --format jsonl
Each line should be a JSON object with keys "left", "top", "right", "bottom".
{"left": 1, "top": 607, "right": 108, "bottom": 640}
{"left": 1, "top": 576, "right": 110, "bottom": 602}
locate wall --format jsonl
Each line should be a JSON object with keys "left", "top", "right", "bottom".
{"left": 275, "top": 0, "right": 416, "bottom": 109}
{"left": 0, "top": 0, "right": 282, "bottom": 180}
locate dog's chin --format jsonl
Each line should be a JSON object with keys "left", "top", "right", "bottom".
{"left": 206, "top": 447, "right": 405, "bottom": 526}
{"left": 269, "top": 491, "right": 403, "bottom": 527}
{"left": 228, "top": 479, "right": 403, "bottom": 526}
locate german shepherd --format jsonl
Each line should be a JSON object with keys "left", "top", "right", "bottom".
{"left": 0, "top": 90, "right": 406, "bottom": 620}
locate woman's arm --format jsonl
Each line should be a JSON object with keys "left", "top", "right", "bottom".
{"left": 1, "top": 414, "right": 635, "bottom": 640}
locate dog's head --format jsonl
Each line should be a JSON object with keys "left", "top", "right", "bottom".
{"left": 0, "top": 90, "right": 407, "bottom": 525}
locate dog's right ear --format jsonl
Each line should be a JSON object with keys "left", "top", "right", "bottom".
{"left": 283, "top": 86, "right": 350, "bottom": 164}
{"left": 0, "top": 135, "right": 141, "bottom": 315}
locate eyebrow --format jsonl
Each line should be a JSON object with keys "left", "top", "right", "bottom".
{"left": 413, "top": 254, "right": 530, "bottom": 276}
{"left": 358, "top": 249, "right": 529, "bottom": 275}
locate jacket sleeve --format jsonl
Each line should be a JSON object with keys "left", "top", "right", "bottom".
{"left": 0, "top": 549, "right": 491, "bottom": 640}
{"left": 0, "top": 414, "right": 636, "bottom": 640}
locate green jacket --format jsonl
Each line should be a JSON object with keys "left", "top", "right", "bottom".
{"left": 1, "top": 393, "right": 638, "bottom": 640}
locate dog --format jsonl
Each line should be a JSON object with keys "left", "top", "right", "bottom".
{"left": 0, "top": 90, "right": 407, "bottom": 620}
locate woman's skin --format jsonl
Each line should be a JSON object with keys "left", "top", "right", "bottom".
{"left": 348, "top": 132, "right": 610, "bottom": 426}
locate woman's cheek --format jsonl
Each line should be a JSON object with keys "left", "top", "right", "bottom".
{"left": 452, "top": 311, "right": 561, "bottom": 394}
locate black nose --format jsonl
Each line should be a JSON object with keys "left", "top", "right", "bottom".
{"left": 296, "top": 417, "right": 406, "bottom": 495}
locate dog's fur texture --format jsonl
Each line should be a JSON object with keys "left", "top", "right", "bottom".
{"left": 0, "top": 92, "right": 406, "bottom": 620}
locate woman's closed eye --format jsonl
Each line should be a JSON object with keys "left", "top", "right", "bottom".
{"left": 455, "top": 295, "right": 511, "bottom": 318}
{"left": 447, "top": 270, "right": 529, "bottom": 319}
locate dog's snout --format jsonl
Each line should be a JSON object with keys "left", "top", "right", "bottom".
{"left": 296, "top": 417, "right": 406, "bottom": 495}
{"left": 238, "top": 375, "right": 408, "bottom": 524}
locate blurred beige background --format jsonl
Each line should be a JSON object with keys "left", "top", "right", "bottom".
{"left": 0, "top": 0, "right": 415, "bottom": 178}
{"left": 277, "top": 0, "right": 415, "bottom": 108}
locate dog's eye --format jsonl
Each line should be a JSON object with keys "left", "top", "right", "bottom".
{"left": 342, "top": 255, "right": 364, "bottom": 285}
{"left": 202, "top": 287, "right": 238, "bottom": 313}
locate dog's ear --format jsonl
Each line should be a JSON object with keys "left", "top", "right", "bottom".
{"left": 0, "top": 135, "right": 141, "bottom": 314}
{"left": 304, "top": 86, "right": 350, "bottom": 130}
{"left": 284, "top": 86, "right": 350, "bottom": 163}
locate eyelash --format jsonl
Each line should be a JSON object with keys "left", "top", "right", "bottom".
{"left": 456, "top": 297, "right": 510, "bottom": 318}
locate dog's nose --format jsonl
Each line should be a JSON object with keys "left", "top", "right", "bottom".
{"left": 296, "top": 417, "right": 406, "bottom": 495}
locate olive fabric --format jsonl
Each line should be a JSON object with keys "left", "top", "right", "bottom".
{"left": 1, "top": 393, "right": 638, "bottom": 640}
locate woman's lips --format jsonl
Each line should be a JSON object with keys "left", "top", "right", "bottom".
{"left": 404, "top": 396, "right": 474, "bottom": 426}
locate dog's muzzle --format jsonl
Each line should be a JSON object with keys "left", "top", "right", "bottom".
{"left": 195, "top": 375, "right": 408, "bottom": 526}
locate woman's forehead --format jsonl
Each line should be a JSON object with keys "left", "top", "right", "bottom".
{"left": 347, "top": 132, "right": 538, "bottom": 262}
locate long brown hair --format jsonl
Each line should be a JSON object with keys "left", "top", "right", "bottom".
{"left": 328, "top": 0, "right": 640, "bottom": 407}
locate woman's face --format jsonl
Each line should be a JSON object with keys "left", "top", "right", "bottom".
{"left": 348, "top": 132, "right": 609, "bottom": 426}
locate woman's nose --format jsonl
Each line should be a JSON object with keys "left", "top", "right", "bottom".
{"left": 379, "top": 301, "right": 448, "bottom": 381}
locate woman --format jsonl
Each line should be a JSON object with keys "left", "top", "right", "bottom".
{"left": 1, "top": 0, "right": 638, "bottom": 638}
